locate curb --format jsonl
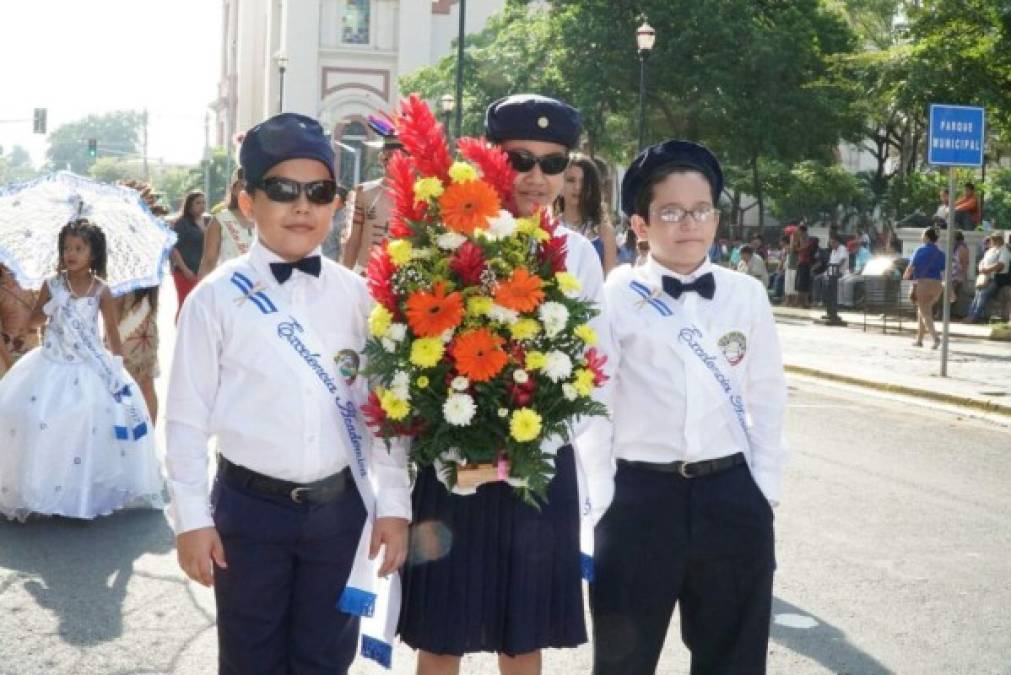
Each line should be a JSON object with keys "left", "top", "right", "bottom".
{"left": 784, "top": 364, "right": 1011, "bottom": 418}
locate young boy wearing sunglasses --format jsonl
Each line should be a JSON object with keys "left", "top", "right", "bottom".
{"left": 585, "top": 140, "right": 788, "bottom": 674}
{"left": 165, "top": 113, "right": 410, "bottom": 673}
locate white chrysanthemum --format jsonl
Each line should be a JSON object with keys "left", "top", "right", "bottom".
{"left": 488, "top": 304, "right": 519, "bottom": 325}
{"left": 436, "top": 232, "right": 468, "bottom": 250}
{"left": 441, "top": 328, "right": 456, "bottom": 343}
{"left": 562, "top": 383, "right": 578, "bottom": 401}
{"left": 544, "top": 351, "right": 573, "bottom": 383}
{"left": 451, "top": 376, "right": 470, "bottom": 392}
{"left": 485, "top": 210, "right": 518, "bottom": 240}
{"left": 443, "top": 393, "right": 477, "bottom": 426}
{"left": 513, "top": 369, "right": 529, "bottom": 384}
{"left": 387, "top": 323, "right": 407, "bottom": 342}
{"left": 381, "top": 337, "right": 397, "bottom": 353}
{"left": 391, "top": 370, "right": 411, "bottom": 401}
{"left": 497, "top": 408, "right": 509, "bottom": 418}
{"left": 538, "top": 301, "right": 569, "bottom": 337}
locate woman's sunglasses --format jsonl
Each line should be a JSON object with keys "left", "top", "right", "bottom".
{"left": 506, "top": 150, "right": 570, "bottom": 176}
{"left": 259, "top": 177, "right": 339, "bottom": 205}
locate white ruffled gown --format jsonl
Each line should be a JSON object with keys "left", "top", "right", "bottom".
{"left": 0, "top": 277, "right": 164, "bottom": 521}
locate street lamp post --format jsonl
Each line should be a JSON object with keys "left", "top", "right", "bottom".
{"left": 636, "top": 18, "right": 656, "bottom": 151}
{"left": 440, "top": 94, "right": 456, "bottom": 141}
{"left": 454, "top": 0, "right": 466, "bottom": 139}
{"left": 276, "top": 53, "right": 289, "bottom": 114}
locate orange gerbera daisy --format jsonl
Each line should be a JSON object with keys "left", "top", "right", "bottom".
{"left": 451, "top": 328, "right": 508, "bottom": 382}
{"left": 438, "top": 179, "right": 501, "bottom": 235}
{"left": 406, "top": 282, "right": 465, "bottom": 337}
{"left": 494, "top": 267, "right": 545, "bottom": 313}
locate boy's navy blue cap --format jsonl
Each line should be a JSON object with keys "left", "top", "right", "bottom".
{"left": 621, "top": 140, "right": 724, "bottom": 217}
{"left": 484, "top": 94, "right": 582, "bottom": 149}
{"left": 240, "top": 113, "right": 336, "bottom": 187}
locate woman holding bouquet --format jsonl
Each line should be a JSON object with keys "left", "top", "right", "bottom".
{"left": 393, "top": 94, "right": 610, "bottom": 675}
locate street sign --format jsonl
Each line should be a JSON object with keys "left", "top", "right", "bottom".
{"left": 927, "top": 104, "right": 985, "bottom": 167}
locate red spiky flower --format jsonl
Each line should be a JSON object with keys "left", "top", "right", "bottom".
{"left": 366, "top": 246, "right": 400, "bottom": 315}
{"left": 361, "top": 390, "right": 387, "bottom": 430}
{"left": 449, "top": 240, "right": 487, "bottom": 286}
{"left": 540, "top": 233, "right": 568, "bottom": 274}
{"left": 396, "top": 94, "right": 453, "bottom": 181}
{"left": 457, "top": 137, "right": 516, "bottom": 208}
{"left": 585, "top": 348, "right": 609, "bottom": 386}
{"left": 386, "top": 150, "right": 427, "bottom": 237}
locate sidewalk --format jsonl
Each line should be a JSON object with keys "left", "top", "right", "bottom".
{"left": 774, "top": 308, "right": 1011, "bottom": 417}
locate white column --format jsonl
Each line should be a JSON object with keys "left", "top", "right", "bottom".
{"left": 397, "top": 0, "right": 432, "bottom": 101}
{"left": 280, "top": 0, "right": 321, "bottom": 117}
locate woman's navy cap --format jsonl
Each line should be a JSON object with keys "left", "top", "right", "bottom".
{"left": 484, "top": 94, "right": 582, "bottom": 149}
{"left": 240, "top": 113, "right": 336, "bottom": 187}
{"left": 621, "top": 140, "right": 724, "bottom": 217}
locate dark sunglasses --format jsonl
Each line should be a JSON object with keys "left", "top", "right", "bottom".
{"left": 506, "top": 150, "right": 570, "bottom": 175}
{"left": 259, "top": 177, "right": 339, "bottom": 205}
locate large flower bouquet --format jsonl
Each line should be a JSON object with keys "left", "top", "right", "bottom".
{"left": 361, "top": 95, "right": 607, "bottom": 502}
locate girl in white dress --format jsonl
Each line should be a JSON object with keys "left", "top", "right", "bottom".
{"left": 0, "top": 219, "right": 164, "bottom": 521}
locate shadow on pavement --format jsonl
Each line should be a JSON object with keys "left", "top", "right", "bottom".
{"left": 771, "top": 597, "right": 892, "bottom": 675}
{"left": 0, "top": 508, "right": 173, "bottom": 647}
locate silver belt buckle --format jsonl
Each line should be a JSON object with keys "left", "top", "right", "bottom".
{"left": 678, "top": 462, "right": 695, "bottom": 479}
{"left": 290, "top": 486, "right": 310, "bottom": 503}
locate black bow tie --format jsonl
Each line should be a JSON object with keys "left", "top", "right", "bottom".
{"left": 662, "top": 272, "right": 716, "bottom": 300}
{"left": 270, "top": 255, "right": 321, "bottom": 284}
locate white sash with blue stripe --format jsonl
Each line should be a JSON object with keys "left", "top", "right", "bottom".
{"left": 227, "top": 265, "right": 399, "bottom": 668}
{"left": 55, "top": 286, "right": 148, "bottom": 442}
{"left": 627, "top": 279, "right": 752, "bottom": 455}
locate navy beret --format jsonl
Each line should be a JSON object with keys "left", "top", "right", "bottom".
{"left": 485, "top": 94, "right": 582, "bottom": 149}
{"left": 240, "top": 113, "right": 336, "bottom": 187}
{"left": 621, "top": 140, "right": 724, "bottom": 217}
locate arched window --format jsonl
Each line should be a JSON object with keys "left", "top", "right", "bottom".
{"left": 336, "top": 120, "right": 367, "bottom": 188}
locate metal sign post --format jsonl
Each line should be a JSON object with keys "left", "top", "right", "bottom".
{"left": 927, "top": 104, "right": 985, "bottom": 377}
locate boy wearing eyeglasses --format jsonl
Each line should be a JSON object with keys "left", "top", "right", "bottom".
{"left": 165, "top": 113, "right": 410, "bottom": 673}
{"left": 585, "top": 140, "right": 788, "bottom": 674}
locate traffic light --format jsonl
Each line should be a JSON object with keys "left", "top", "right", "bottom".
{"left": 87, "top": 139, "right": 97, "bottom": 158}
{"left": 33, "top": 108, "right": 47, "bottom": 134}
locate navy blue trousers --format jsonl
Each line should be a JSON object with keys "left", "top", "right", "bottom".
{"left": 590, "top": 462, "right": 775, "bottom": 675}
{"left": 211, "top": 474, "right": 366, "bottom": 675}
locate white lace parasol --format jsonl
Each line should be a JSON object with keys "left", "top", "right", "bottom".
{"left": 0, "top": 172, "right": 177, "bottom": 296}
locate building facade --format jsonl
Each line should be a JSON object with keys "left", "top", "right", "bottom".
{"left": 211, "top": 0, "right": 505, "bottom": 187}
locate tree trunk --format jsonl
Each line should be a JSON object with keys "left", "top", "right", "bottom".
{"left": 752, "top": 153, "right": 765, "bottom": 229}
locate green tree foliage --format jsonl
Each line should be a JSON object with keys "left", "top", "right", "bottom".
{"left": 88, "top": 157, "right": 145, "bottom": 184}
{"left": 762, "top": 160, "right": 873, "bottom": 224}
{"left": 0, "top": 145, "right": 39, "bottom": 185}
{"left": 45, "top": 111, "right": 144, "bottom": 175}
{"left": 984, "top": 168, "right": 1011, "bottom": 229}
{"left": 402, "top": 0, "right": 862, "bottom": 226}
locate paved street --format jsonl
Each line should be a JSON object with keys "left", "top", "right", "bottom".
{"left": 2, "top": 373, "right": 1010, "bottom": 674}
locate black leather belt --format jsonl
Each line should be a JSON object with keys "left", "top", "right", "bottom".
{"left": 218, "top": 456, "right": 351, "bottom": 505}
{"left": 618, "top": 452, "right": 747, "bottom": 479}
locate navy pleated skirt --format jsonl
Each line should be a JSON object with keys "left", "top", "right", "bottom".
{"left": 397, "top": 445, "right": 587, "bottom": 656}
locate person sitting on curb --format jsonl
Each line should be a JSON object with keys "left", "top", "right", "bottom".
{"left": 737, "top": 244, "right": 769, "bottom": 286}
{"left": 965, "top": 232, "right": 1010, "bottom": 324}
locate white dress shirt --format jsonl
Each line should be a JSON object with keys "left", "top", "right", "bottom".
{"left": 582, "top": 256, "right": 788, "bottom": 511}
{"left": 829, "top": 244, "right": 850, "bottom": 271}
{"left": 165, "top": 240, "right": 411, "bottom": 534}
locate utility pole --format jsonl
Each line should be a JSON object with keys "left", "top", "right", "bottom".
{"left": 142, "top": 108, "right": 150, "bottom": 182}
{"left": 203, "top": 111, "right": 212, "bottom": 202}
